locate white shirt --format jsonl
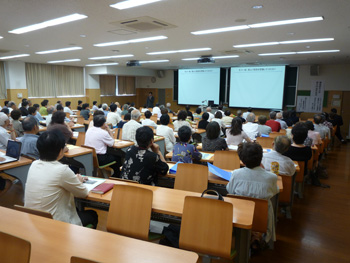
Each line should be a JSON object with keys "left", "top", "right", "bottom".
{"left": 242, "top": 111, "right": 250, "bottom": 120}
{"left": 0, "top": 126, "right": 10, "bottom": 150}
{"left": 222, "top": 116, "right": 233, "bottom": 126}
{"left": 45, "top": 114, "right": 53, "bottom": 126}
{"left": 92, "top": 105, "right": 99, "bottom": 111}
{"left": 207, "top": 112, "right": 215, "bottom": 122}
{"left": 242, "top": 122, "right": 260, "bottom": 140}
{"left": 156, "top": 125, "right": 176, "bottom": 152}
{"left": 106, "top": 111, "right": 121, "bottom": 126}
{"left": 122, "top": 120, "right": 142, "bottom": 144}
{"left": 64, "top": 107, "right": 74, "bottom": 115}
{"left": 173, "top": 120, "right": 192, "bottom": 132}
{"left": 262, "top": 150, "right": 296, "bottom": 176}
{"left": 152, "top": 107, "right": 161, "bottom": 118}
{"left": 25, "top": 160, "right": 88, "bottom": 226}
{"left": 142, "top": 119, "right": 157, "bottom": 129}
{"left": 85, "top": 126, "right": 115, "bottom": 154}
{"left": 117, "top": 107, "right": 122, "bottom": 117}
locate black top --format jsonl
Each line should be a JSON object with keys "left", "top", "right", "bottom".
{"left": 146, "top": 96, "right": 154, "bottom": 108}
{"left": 186, "top": 111, "right": 194, "bottom": 121}
{"left": 198, "top": 120, "right": 209, "bottom": 129}
{"left": 283, "top": 145, "right": 312, "bottom": 174}
{"left": 330, "top": 114, "right": 343, "bottom": 127}
{"left": 77, "top": 106, "right": 82, "bottom": 111}
{"left": 121, "top": 146, "right": 169, "bottom": 185}
{"left": 202, "top": 136, "right": 228, "bottom": 152}
{"left": 20, "top": 107, "right": 29, "bottom": 116}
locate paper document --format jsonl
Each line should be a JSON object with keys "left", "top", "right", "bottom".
{"left": 208, "top": 163, "right": 232, "bottom": 181}
{"left": 201, "top": 153, "right": 214, "bottom": 160}
{"left": 228, "top": 145, "right": 238, "bottom": 151}
{"left": 73, "top": 131, "right": 79, "bottom": 138}
{"left": 83, "top": 177, "right": 106, "bottom": 192}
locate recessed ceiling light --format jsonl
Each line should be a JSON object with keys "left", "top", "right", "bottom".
{"left": 9, "top": 13, "right": 87, "bottom": 34}
{"left": 182, "top": 55, "right": 239, "bottom": 61}
{"left": 47, "top": 59, "right": 81, "bottom": 63}
{"left": 0, "top": 54, "right": 30, "bottom": 60}
{"left": 234, "top": 42, "right": 279, "bottom": 48}
{"left": 191, "top": 25, "right": 250, "bottom": 35}
{"left": 0, "top": 36, "right": 3, "bottom": 39}
{"left": 35, "top": 46, "right": 83, "bottom": 54}
{"left": 234, "top": 38, "right": 334, "bottom": 48}
{"left": 139, "top": 60, "right": 169, "bottom": 64}
{"left": 110, "top": 0, "right": 162, "bottom": 10}
{"left": 252, "top": 5, "right": 263, "bottom": 9}
{"left": 86, "top": 63, "right": 119, "bottom": 67}
{"left": 306, "top": 46, "right": 311, "bottom": 49}
{"left": 88, "top": 54, "right": 134, "bottom": 60}
{"left": 94, "top": 36, "right": 167, "bottom": 47}
{"left": 147, "top": 48, "right": 212, "bottom": 55}
{"left": 297, "top": 50, "right": 340, "bottom": 54}
{"left": 259, "top": 52, "right": 297, "bottom": 56}
{"left": 80, "top": 34, "right": 86, "bottom": 38}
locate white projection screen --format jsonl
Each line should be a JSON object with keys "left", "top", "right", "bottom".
{"left": 229, "top": 66, "right": 286, "bottom": 109}
{"left": 178, "top": 68, "right": 220, "bottom": 105}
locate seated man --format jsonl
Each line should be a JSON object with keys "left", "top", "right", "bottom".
{"left": 0, "top": 113, "right": 17, "bottom": 150}
{"left": 166, "top": 102, "right": 174, "bottom": 114}
{"left": 226, "top": 142, "right": 278, "bottom": 243}
{"left": 142, "top": 110, "right": 157, "bottom": 129}
{"left": 262, "top": 135, "right": 296, "bottom": 176}
{"left": 19, "top": 101, "right": 29, "bottom": 116}
{"left": 206, "top": 107, "right": 214, "bottom": 122}
{"left": 25, "top": 130, "right": 98, "bottom": 228}
{"left": 64, "top": 101, "right": 74, "bottom": 115}
{"left": 313, "top": 114, "right": 330, "bottom": 139}
{"left": 122, "top": 109, "right": 142, "bottom": 144}
{"left": 85, "top": 115, "right": 121, "bottom": 177}
{"left": 106, "top": 103, "right": 121, "bottom": 127}
{"left": 258, "top": 115, "right": 272, "bottom": 135}
{"left": 121, "top": 126, "right": 168, "bottom": 185}
{"left": 152, "top": 104, "right": 161, "bottom": 119}
{"left": 11, "top": 109, "right": 24, "bottom": 137}
{"left": 18, "top": 117, "right": 40, "bottom": 159}
{"left": 222, "top": 110, "right": 234, "bottom": 126}
{"left": 266, "top": 111, "right": 281, "bottom": 132}
{"left": 242, "top": 107, "right": 252, "bottom": 120}
{"left": 45, "top": 106, "right": 55, "bottom": 125}
{"left": 276, "top": 112, "right": 288, "bottom": 129}
{"left": 242, "top": 113, "right": 260, "bottom": 140}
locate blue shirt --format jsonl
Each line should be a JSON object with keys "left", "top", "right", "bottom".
{"left": 35, "top": 112, "right": 44, "bottom": 121}
{"left": 18, "top": 134, "right": 40, "bottom": 159}
{"left": 171, "top": 142, "right": 202, "bottom": 163}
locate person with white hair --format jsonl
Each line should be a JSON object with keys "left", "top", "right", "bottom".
{"left": 166, "top": 102, "right": 174, "bottom": 114}
{"left": 122, "top": 109, "right": 142, "bottom": 144}
{"left": 102, "top": 103, "right": 109, "bottom": 117}
{"left": 276, "top": 112, "right": 288, "bottom": 129}
{"left": 206, "top": 107, "right": 215, "bottom": 122}
{"left": 0, "top": 113, "right": 17, "bottom": 150}
{"left": 242, "top": 113, "right": 260, "bottom": 140}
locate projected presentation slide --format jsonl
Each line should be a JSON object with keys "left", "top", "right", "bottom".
{"left": 178, "top": 68, "right": 220, "bottom": 105}
{"left": 229, "top": 66, "right": 286, "bottom": 109}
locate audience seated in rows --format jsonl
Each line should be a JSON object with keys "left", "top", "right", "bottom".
{"left": 18, "top": 117, "right": 40, "bottom": 159}
{"left": 217, "top": 104, "right": 225, "bottom": 116}
{"left": 313, "top": 114, "right": 330, "bottom": 139}
{"left": 141, "top": 110, "right": 157, "bottom": 129}
{"left": 117, "top": 112, "right": 130, "bottom": 128}
{"left": 45, "top": 106, "right": 55, "bottom": 125}
{"left": 172, "top": 126, "right": 202, "bottom": 163}
{"left": 276, "top": 112, "right": 288, "bottom": 129}
{"left": 305, "top": 121, "right": 322, "bottom": 146}
{"left": 193, "top": 108, "right": 202, "bottom": 122}
{"left": 47, "top": 111, "right": 73, "bottom": 143}
{"left": 173, "top": 110, "right": 193, "bottom": 132}
{"left": 226, "top": 117, "right": 252, "bottom": 145}
{"left": 19, "top": 101, "right": 29, "bottom": 116}
{"left": 156, "top": 114, "right": 176, "bottom": 153}
{"left": 212, "top": 111, "right": 225, "bottom": 135}
{"left": 77, "top": 100, "right": 83, "bottom": 111}
{"left": 33, "top": 104, "right": 44, "bottom": 121}
{"left": 121, "top": 126, "right": 168, "bottom": 185}
{"left": 236, "top": 110, "right": 245, "bottom": 124}
{"left": 92, "top": 101, "right": 99, "bottom": 111}
{"left": 242, "top": 107, "right": 252, "bottom": 120}
{"left": 206, "top": 107, "right": 214, "bottom": 122}
{"left": 166, "top": 102, "right": 174, "bottom": 114}
{"left": 222, "top": 110, "right": 233, "bottom": 126}
{"left": 198, "top": 112, "right": 209, "bottom": 130}
{"left": 80, "top": 103, "right": 90, "bottom": 120}
{"left": 266, "top": 111, "right": 281, "bottom": 132}
{"left": 258, "top": 115, "right": 272, "bottom": 136}
{"left": 88, "top": 110, "right": 104, "bottom": 129}
{"left": 11, "top": 109, "right": 24, "bottom": 137}
{"left": 243, "top": 113, "right": 260, "bottom": 140}
{"left": 122, "top": 109, "right": 142, "bottom": 144}
{"left": 106, "top": 104, "right": 121, "bottom": 127}
{"left": 202, "top": 121, "right": 228, "bottom": 152}
{"left": 121, "top": 104, "right": 129, "bottom": 116}
{"left": 64, "top": 101, "right": 74, "bottom": 115}
{"left": 185, "top": 105, "right": 194, "bottom": 121}
{"left": 28, "top": 106, "right": 40, "bottom": 126}
{"left": 152, "top": 103, "right": 161, "bottom": 118}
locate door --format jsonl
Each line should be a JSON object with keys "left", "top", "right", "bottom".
{"left": 341, "top": 91, "right": 350, "bottom": 139}
{"left": 158, "top": 89, "right": 166, "bottom": 106}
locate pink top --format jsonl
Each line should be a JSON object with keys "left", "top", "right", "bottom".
{"left": 85, "top": 126, "right": 114, "bottom": 154}
{"left": 308, "top": 130, "right": 322, "bottom": 146}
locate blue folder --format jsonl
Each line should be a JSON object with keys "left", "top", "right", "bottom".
{"left": 169, "top": 162, "right": 183, "bottom": 174}
{"left": 207, "top": 163, "right": 232, "bottom": 181}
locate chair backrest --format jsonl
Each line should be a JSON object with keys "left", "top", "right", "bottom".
{"left": 150, "top": 115, "right": 158, "bottom": 123}
{"left": 256, "top": 137, "right": 274, "bottom": 148}
{"left": 307, "top": 150, "right": 314, "bottom": 171}
{"left": 179, "top": 196, "right": 233, "bottom": 259}
{"left": 76, "top": 132, "right": 86, "bottom": 147}
{"left": 76, "top": 110, "right": 81, "bottom": 116}
{"left": 114, "top": 128, "right": 122, "bottom": 139}
{"left": 0, "top": 231, "right": 31, "bottom": 263}
{"left": 88, "top": 115, "right": 93, "bottom": 121}
{"left": 295, "top": 161, "right": 305, "bottom": 183}
{"left": 107, "top": 185, "right": 153, "bottom": 241}
{"left": 66, "top": 112, "right": 71, "bottom": 119}
{"left": 174, "top": 163, "right": 208, "bottom": 193}
{"left": 213, "top": 150, "right": 240, "bottom": 170}
{"left": 14, "top": 205, "right": 53, "bottom": 219}
{"left": 268, "top": 132, "right": 284, "bottom": 138}
{"left": 76, "top": 116, "right": 85, "bottom": 125}
{"left": 71, "top": 256, "right": 100, "bottom": 263}
{"left": 227, "top": 195, "right": 268, "bottom": 233}
{"left": 81, "top": 145, "right": 99, "bottom": 169}
{"left": 278, "top": 174, "right": 293, "bottom": 204}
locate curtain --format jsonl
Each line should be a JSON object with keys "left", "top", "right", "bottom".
{"left": 117, "top": 76, "right": 135, "bottom": 95}
{"left": 0, "top": 62, "right": 6, "bottom": 99}
{"left": 100, "top": 75, "right": 116, "bottom": 96}
{"left": 54, "top": 65, "right": 84, "bottom": 96}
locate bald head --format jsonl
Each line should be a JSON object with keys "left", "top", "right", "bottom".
{"left": 131, "top": 109, "right": 141, "bottom": 120}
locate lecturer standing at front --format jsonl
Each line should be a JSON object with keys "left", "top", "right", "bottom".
{"left": 146, "top": 92, "right": 155, "bottom": 108}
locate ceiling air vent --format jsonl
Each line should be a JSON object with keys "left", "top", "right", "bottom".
{"left": 110, "top": 16, "right": 177, "bottom": 32}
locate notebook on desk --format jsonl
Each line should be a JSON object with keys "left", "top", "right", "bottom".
{"left": 0, "top": 140, "right": 22, "bottom": 165}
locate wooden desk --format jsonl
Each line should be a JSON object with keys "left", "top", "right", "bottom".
{"left": 65, "top": 145, "right": 93, "bottom": 177}
{"left": 38, "top": 125, "right": 47, "bottom": 132}
{"left": 0, "top": 151, "right": 32, "bottom": 188}
{"left": 113, "top": 139, "right": 134, "bottom": 152}
{"left": 71, "top": 124, "right": 85, "bottom": 132}
{"left": 165, "top": 151, "right": 215, "bottom": 163}
{"left": 80, "top": 179, "right": 254, "bottom": 263}
{"left": 0, "top": 207, "right": 198, "bottom": 263}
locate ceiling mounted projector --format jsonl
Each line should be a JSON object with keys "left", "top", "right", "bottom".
{"left": 197, "top": 56, "right": 215, "bottom": 64}
{"left": 126, "top": 60, "right": 141, "bottom": 67}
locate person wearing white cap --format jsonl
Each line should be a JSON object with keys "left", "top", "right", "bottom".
{"left": 0, "top": 112, "right": 17, "bottom": 150}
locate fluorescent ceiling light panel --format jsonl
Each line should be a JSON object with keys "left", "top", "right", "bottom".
{"left": 9, "top": 13, "right": 87, "bottom": 34}
{"left": 297, "top": 50, "right": 340, "bottom": 54}
{"left": 89, "top": 54, "right": 134, "bottom": 60}
{"left": 86, "top": 63, "right": 119, "bottom": 67}
{"left": 0, "top": 36, "right": 3, "bottom": 39}
{"left": 182, "top": 55, "right": 239, "bottom": 61}
{"left": 147, "top": 47, "right": 211, "bottom": 55}
{"left": 139, "top": 60, "right": 169, "bottom": 63}
{"left": 234, "top": 42, "right": 279, "bottom": 48}
{"left": 0, "top": 54, "right": 30, "bottom": 60}
{"left": 47, "top": 59, "right": 81, "bottom": 63}
{"left": 94, "top": 36, "right": 167, "bottom": 47}
{"left": 259, "top": 52, "right": 297, "bottom": 56}
{"left": 191, "top": 25, "right": 250, "bottom": 35}
{"left": 280, "top": 38, "right": 334, "bottom": 44}
{"left": 249, "top": 16, "right": 323, "bottom": 28}
{"left": 110, "top": 0, "right": 161, "bottom": 10}
{"left": 36, "top": 46, "right": 83, "bottom": 54}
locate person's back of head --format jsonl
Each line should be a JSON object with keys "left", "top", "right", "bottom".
{"left": 258, "top": 115, "right": 267, "bottom": 125}
{"left": 47, "top": 106, "right": 54, "bottom": 115}
{"left": 159, "top": 105, "right": 165, "bottom": 110}
{"left": 177, "top": 110, "right": 187, "bottom": 121}
{"left": 41, "top": 100, "right": 47, "bottom": 107}
{"left": 160, "top": 114, "right": 170, "bottom": 125}
{"left": 9, "top": 101, "right": 16, "bottom": 108}
{"left": 292, "top": 122, "right": 308, "bottom": 144}
{"left": 93, "top": 110, "right": 104, "bottom": 117}
{"left": 283, "top": 111, "right": 290, "bottom": 120}
{"left": 225, "top": 110, "right": 231, "bottom": 117}
{"left": 124, "top": 113, "right": 131, "bottom": 121}
{"left": 93, "top": 115, "right": 106, "bottom": 128}
{"left": 10, "top": 109, "right": 21, "bottom": 121}
{"left": 185, "top": 105, "right": 190, "bottom": 111}
{"left": 4, "top": 100, "right": 9, "bottom": 107}
{"left": 123, "top": 104, "right": 128, "bottom": 110}
{"left": 131, "top": 109, "right": 141, "bottom": 120}
{"left": 82, "top": 103, "right": 89, "bottom": 110}
{"left": 33, "top": 104, "right": 40, "bottom": 109}
{"left": 331, "top": 108, "right": 337, "bottom": 114}
{"left": 269, "top": 111, "right": 277, "bottom": 120}
{"left": 274, "top": 135, "right": 291, "bottom": 154}
{"left": 161, "top": 108, "right": 168, "bottom": 115}
{"left": 246, "top": 113, "right": 256, "bottom": 123}
{"left": 206, "top": 121, "right": 220, "bottom": 140}
{"left": 78, "top": 100, "right": 82, "bottom": 105}
{"left": 51, "top": 111, "right": 66, "bottom": 124}
{"left": 1, "top": 108, "right": 9, "bottom": 115}
{"left": 178, "top": 126, "right": 191, "bottom": 142}
{"left": 65, "top": 101, "right": 71, "bottom": 107}
{"left": 166, "top": 102, "right": 171, "bottom": 108}
{"left": 237, "top": 142, "right": 262, "bottom": 168}
{"left": 305, "top": 120, "right": 314, "bottom": 131}
{"left": 230, "top": 117, "right": 243, "bottom": 136}
{"left": 215, "top": 111, "right": 222, "bottom": 119}
{"left": 136, "top": 126, "right": 154, "bottom": 148}
{"left": 144, "top": 110, "right": 152, "bottom": 119}
{"left": 314, "top": 114, "right": 322, "bottom": 124}
{"left": 22, "top": 98, "right": 27, "bottom": 103}
{"left": 130, "top": 102, "right": 135, "bottom": 107}
{"left": 195, "top": 108, "right": 202, "bottom": 114}
{"left": 201, "top": 112, "right": 209, "bottom": 121}
{"left": 22, "top": 116, "right": 38, "bottom": 132}
{"left": 56, "top": 105, "right": 63, "bottom": 111}
{"left": 218, "top": 105, "right": 223, "bottom": 110}
{"left": 109, "top": 104, "right": 117, "bottom": 112}
{"left": 102, "top": 103, "right": 108, "bottom": 111}
{"left": 93, "top": 101, "right": 97, "bottom": 105}
{"left": 37, "top": 130, "right": 66, "bottom": 161}
{"left": 28, "top": 107, "right": 36, "bottom": 115}
{"left": 236, "top": 110, "right": 242, "bottom": 117}
{"left": 206, "top": 107, "right": 212, "bottom": 112}
{"left": 276, "top": 112, "right": 283, "bottom": 119}
{"left": 155, "top": 103, "right": 159, "bottom": 107}
{"left": 22, "top": 101, "right": 28, "bottom": 107}
{"left": 0, "top": 112, "right": 9, "bottom": 126}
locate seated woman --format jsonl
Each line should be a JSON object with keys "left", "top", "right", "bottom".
{"left": 198, "top": 112, "right": 209, "bottom": 129}
{"left": 305, "top": 120, "right": 322, "bottom": 146}
{"left": 202, "top": 121, "right": 228, "bottom": 152}
{"left": 121, "top": 126, "right": 168, "bottom": 185}
{"left": 80, "top": 103, "right": 90, "bottom": 120}
{"left": 156, "top": 114, "right": 176, "bottom": 153}
{"left": 193, "top": 107, "right": 202, "bottom": 122}
{"left": 173, "top": 110, "right": 193, "bottom": 132}
{"left": 172, "top": 126, "right": 202, "bottom": 163}
{"left": 47, "top": 111, "right": 73, "bottom": 143}
{"left": 226, "top": 117, "right": 251, "bottom": 145}
{"left": 24, "top": 130, "right": 98, "bottom": 228}
{"left": 226, "top": 142, "right": 278, "bottom": 243}
{"left": 212, "top": 111, "right": 225, "bottom": 136}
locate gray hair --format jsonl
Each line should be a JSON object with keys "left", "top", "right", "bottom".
{"left": 246, "top": 113, "right": 256, "bottom": 123}
{"left": 8, "top": 101, "right": 16, "bottom": 108}
{"left": 274, "top": 135, "right": 291, "bottom": 154}
{"left": 166, "top": 102, "right": 171, "bottom": 107}
{"left": 276, "top": 112, "right": 283, "bottom": 119}
{"left": 131, "top": 109, "right": 141, "bottom": 120}
{"left": 47, "top": 106, "right": 54, "bottom": 115}
{"left": 206, "top": 107, "right": 212, "bottom": 112}
{"left": 237, "top": 110, "right": 242, "bottom": 117}
{"left": 123, "top": 104, "right": 128, "bottom": 110}
{"left": 269, "top": 111, "right": 277, "bottom": 119}
{"left": 159, "top": 105, "right": 165, "bottom": 109}
{"left": 0, "top": 112, "right": 9, "bottom": 126}
{"left": 22, "top": 116, "right": 38, "bottom": 132}
{"left": 102, "top": 103, "right": 108, "bottom": 110}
